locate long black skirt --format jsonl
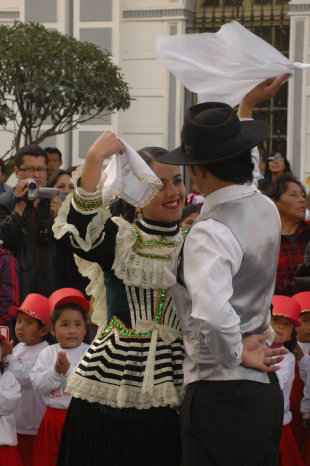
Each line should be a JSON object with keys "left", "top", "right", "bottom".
{"left": 57, "top": 397, "right": 181, "bottom": 466}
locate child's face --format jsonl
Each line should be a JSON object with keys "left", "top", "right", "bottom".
{"left": 181, "top": 212, "right": 199, "bottom": 230}
{"left": 270, "top": 315, "right": 294, "bottom": 345}
{"left": 52, "top": 308, "right": 86, "bottom": 349}
{"left": 296, "top": 312, "right": 310, "bottom": 343}
{"left": 15, "top": 311, "right": 46, "bottom": 346}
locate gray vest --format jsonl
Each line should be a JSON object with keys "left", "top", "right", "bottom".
{"left": 177, "top": 191, "right": 281, "bottom": 383}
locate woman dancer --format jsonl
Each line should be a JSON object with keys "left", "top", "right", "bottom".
{"left": 54, "top": 136, "right": 186, "bottom": 466}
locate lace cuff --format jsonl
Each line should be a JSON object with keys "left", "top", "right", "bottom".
{"left": 53, "top": 192, "right": 111, "bottom": 252}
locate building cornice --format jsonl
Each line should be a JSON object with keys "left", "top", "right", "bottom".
{"left": 123, "top": 9, "right": 194, "bottom": 21}
{"left": 290, "top": 4, "right": 310, "bottom": 11}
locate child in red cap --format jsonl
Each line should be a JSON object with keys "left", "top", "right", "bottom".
{"left": 30, "top": 288, "right": 90, "bottom": 466}
{"left": 291, "top": 291, "right": 310, "bottom": 462}
{"left": 270, "top": 295, "right": 304, "bottom": 466}
{"left": 289, "top": 291, "right": 310, "bottom": 458}
{"left": 1, "top": 293, "right": 51, "bottom": 466}
{"left": 0, "top": 334, "right": 23, "bottom": 466}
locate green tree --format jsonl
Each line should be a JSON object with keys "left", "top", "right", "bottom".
{"left": 0, "top": 21, "right": 131, "bottom": 170}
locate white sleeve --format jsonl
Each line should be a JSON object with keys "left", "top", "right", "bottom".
{"left": 251, "top": 146, "right": 260, "bottom": 187}
{"left": 183, "top": 219, "right": 243, "bottom": 367}
{"left": 7, "top": 354, "right": 37, "bottom": 387}
{"left": 301, "top": 363, "right": 310, "bottom": 418}
{"left": 29, "top": 349, "right": 65, "bottom": 396}
{"left": 276, "top": 353, "right": 295, "bottom": 392}
{"left": 0, "top": 370, "right": 21, "bottom": 415}
{"left": 298, "top": 354, "right": 310, "bottom": 384}
{"left": 240, "top": 118, "right": 260, "bottom": 186}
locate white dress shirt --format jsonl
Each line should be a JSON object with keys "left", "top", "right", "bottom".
{"left": 173, "top": 179, "right": 280, "bottom": 386}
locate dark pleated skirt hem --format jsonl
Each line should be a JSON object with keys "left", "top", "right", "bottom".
{"left": 57, "top": 397, "right": 181, "bottom": 466}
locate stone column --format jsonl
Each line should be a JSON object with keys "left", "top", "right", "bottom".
{"left": 288, "top": 0, "right": 310, "bottom": 182}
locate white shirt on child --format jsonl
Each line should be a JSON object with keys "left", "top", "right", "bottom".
{"left": 7, "top": 341, "right": 48, "bottom": 435}
{"left": 30, "top": 342, "right": 89, "bottom": 409}
{"left": 297, "top": 342, "right": 310, "bottom": 384}
{"left": 275, "top": 349, "right": 295, "bottom": 425}
{"left": 299, "top": 342, "right": 310, "bottom": 419}
{"left": 0, "top": 369, "right": 21, "bottom": 446}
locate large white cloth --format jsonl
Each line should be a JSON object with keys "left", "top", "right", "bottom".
{"left": 102, "top": 139, "right": 163, "bottom": 208}
{"left": 155, "top": 21, "right": 310, "bottom": 107}
{"left": 0, "top": 369, "right": 21, "bottom": 446}
{"left": 30, "top": 342, "right": 89, "bottom": 409}
{"left": 7, "top": 341, "right": 48, "bottom": 435}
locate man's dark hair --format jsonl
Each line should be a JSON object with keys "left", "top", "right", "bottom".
{"left": 201, "top": 150, "right": 254, "bottom": 184}
{"left": 45, "top": 147, "right": 62, "bottom": 162}
{"left": 0, "top": 159, "right": 5, "bottom": 173}
{"left": 266, "top": 172, "right": 305, "bottom": 200}
{"left": 15, "top": 144, "right": 48, "bottom": 168}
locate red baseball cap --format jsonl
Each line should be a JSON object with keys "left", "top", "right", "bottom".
{"left": 10, "top": 294, "right": 52, "bottom": 327}
{"left": 292, "top": 292, "right": 310, "bottom": 315}
{"left": 49, "top": 288, "right": 90, "bottom": 313}
{"left": 272, "top": 295, "right": 301, "bottom": 327}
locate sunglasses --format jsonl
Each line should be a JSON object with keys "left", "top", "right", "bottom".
{"left": 268, "top": 156, "right": 284, "bottom": 162}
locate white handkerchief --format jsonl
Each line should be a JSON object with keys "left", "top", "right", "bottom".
{"left": 102, "top": 139, "right": 163, "bottom": 208}
{"left": 155, "top": 21, "right": 310, "bottom": 107}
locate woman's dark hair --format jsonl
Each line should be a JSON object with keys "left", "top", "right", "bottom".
{"left": 266, "top": 172, "right": 306, "bottom": 201}
{"left": 47, "top": 169, "right": 72, "bottom": 187}
{"left": 181, "top": 205, "right": 201, "bottom": 221}
{"left": 112, "top": 146, "right": 169, "bottom": 222}
{"left": 284, "top": 327, "right": 297, "bottom": 353}
{"left": 264, "top": 151, "right": 291, "bottom": 181}
{"left": 202, "top": 150, "right": 254, "bottom": 184}
{"left": 51, "top": 302, "right": 89, "bottom": 326}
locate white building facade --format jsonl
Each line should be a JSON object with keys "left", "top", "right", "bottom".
{"left": 0, "top": 0, "right": 309, "bottom": 184}
{"left": 0, "top": 0, "right": 194, "bottom": 174}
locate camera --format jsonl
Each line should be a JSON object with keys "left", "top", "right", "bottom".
{"left": 27, "top": 178, "right": 58, "bottom": 201}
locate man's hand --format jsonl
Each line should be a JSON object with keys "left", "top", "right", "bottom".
{"left": 54, "top": 351, "right": 70, "bottom": 374}
{"left": 14, "top": 179, "right": 28, "bottom": 216}
{"left": 241, "top": 333, "right": 288, "bottom": 372}
{"left": 238, "top": 73, "right": 291, "bottom": 118}
{"left": 50, "top": 196, "right": 63, "bottom": 218}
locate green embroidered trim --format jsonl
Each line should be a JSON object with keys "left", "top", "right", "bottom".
{"left": 99, "top": 289, "right": 183, "bottom": 340}
{"left": 73, "top": 189, "right": 103, "bottom": 211}
{"left": 130, "top": 224, "right": 180, "bottom": 261}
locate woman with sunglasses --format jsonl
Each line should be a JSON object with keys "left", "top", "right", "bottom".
{"left": 263, "top": 151, "right": 292, "bottom": 191}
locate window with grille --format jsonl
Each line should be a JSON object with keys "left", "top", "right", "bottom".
{"left": 190, "top": 0, "right": 289, "bottom": 157}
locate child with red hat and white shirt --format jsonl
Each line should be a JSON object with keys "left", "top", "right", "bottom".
{"left": 289, "top": 291, "right": 310, "bottom": 458}
{"left": 1, "top": 293, "right": 51, "bottom": 466}
{"left": 270, "top": 295, "right": 304, "bottom": 466}
{"left": 30, "top": 288, "right": 90, "bottom": 466}
{"left": 0, "top": 334, "right": 23, "bottom": 466}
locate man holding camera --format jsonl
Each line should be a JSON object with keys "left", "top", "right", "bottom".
{"left": 0, "top": 145, "right": 75, "bottom": 301}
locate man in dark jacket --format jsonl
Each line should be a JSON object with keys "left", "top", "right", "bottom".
{"left": 0, "top": 145, "right": 76, "bottom": 301}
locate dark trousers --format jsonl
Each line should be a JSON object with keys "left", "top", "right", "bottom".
{"left": 180, "top": 373, "right": 283, "bottom": 466}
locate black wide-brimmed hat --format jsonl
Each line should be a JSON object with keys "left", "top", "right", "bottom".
{"left": 158, "top": 102, "right": 270, "bottom": 165}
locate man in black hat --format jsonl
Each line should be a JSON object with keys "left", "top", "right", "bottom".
{"left": 158, "top": 75, "right": 289, "bottom": 465}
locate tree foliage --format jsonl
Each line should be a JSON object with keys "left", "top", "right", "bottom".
{"left": 0, "top": 21, "right": 131, "bottom": 163}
